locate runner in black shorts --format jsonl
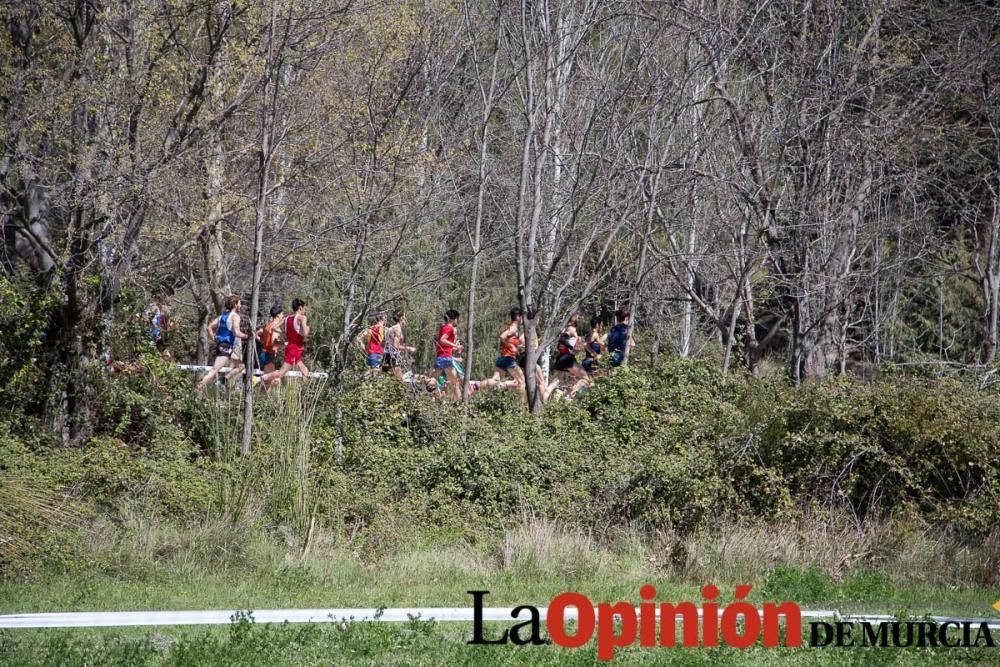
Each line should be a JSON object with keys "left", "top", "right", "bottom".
{"left": 552, "top": 314, "right": 591, "bottom": 397}
{"left": 494, "top": 308, "right": 525, "bottom": 380}
{"left": 582, "top": 316, "right": 605, "bottom": 374}
{"left": 382, "top": 309, "right": 416, "bottom": 380}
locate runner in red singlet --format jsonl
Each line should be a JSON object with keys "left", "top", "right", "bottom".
{"left": 434, "top": 309, "right": 462, "bottom": 401}
{"left": 259, "top": 298, "right": 309, "bottom": 386}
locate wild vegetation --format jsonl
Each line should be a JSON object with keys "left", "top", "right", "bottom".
{"left": 2, "top": 351, "right": 997, "bottom": 579}
{"left": 2, "top": 352, "right": 998, "bottom": 658}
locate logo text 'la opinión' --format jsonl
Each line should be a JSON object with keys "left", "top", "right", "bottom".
{"left": 467, "top": 588, "right": 997, "bottom": 660}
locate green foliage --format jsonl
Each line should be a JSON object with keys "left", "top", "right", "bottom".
{"left": 2, "top": 353, "right": 999, "bottom": 575}
{"left": 0, "top": 352, "right": 217, "bottom": 531}
{"left": 0, "top": 272, "right": 61, "bottom": 419}
{"left": 2, "top": 614, "right": 999, "bottom": 666}
{"left": 317, "top": 358, "right": 999, "bottom": 557}
{"left": 763, "top": 565, "right": 836, "bottom": 604}
{"left": 42, "top": 436, "right": 213, "bottom": 520}
{"left": 95, "top": 356, "right": 212, "bottom": 454}
{"left": 839, "top": 571, "right": 894, "bottom": 603}
{"left": 757, "top": 375, "right": 1000, "bottom": 533}
{"left": 893, "top": 243, "right": 984, "bottom": 362}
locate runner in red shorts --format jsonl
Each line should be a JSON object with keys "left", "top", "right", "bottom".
{"left": 259, "top": 298, "right": 310, "bottom": 387}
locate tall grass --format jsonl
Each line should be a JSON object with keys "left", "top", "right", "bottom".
{"left": 672, "top": 517, "right": 1000, "bottom": 587}
{"left": 208, "top": 378, "right": 327, "bottom": 541}
{"left": 486, "top": 514, "right": 1000, "bottom": 591}
{"left": 81, "top": 503, "right": 995, "bottom": 600}
{"left": 0, "top": 474, "right": 82, "bottom": 573}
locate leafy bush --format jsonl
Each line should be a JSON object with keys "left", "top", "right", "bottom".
{"left": 3, "top": 350, "right": 999, "bottom": 574}
{"left": 0, "top": 351, "right": 217, "bottom": 531}
{"left": 317, "top": 360, "right": 1000, "bottom": 555}
{"left": 0, "top": 273, "right": 61, "bottom": 422}
{"left": 756, "top": 375, "right": 1000, "bottom": 533}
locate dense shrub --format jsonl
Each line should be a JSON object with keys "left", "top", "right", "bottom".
{"left": 1, "top": 353, "right": 217, "bottom": 523}
{"left": 3, "top": 352, "right": 998, "bottom": 572}
{"left": 756, "top": 375, "right": 1000, "bottom": 533}
{"left": 317, "top": 360, "right": 999, "bottom": 552}
{"left": 0, "top": 273, "right": 61, "bottom": 422}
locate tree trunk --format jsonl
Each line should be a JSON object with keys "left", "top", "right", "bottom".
{"left": 241, "top": 1, "right": 280, "bottom": 456}
{"left": 196, "top": 135, "right": 233, "bottom": 364}
{"left": 980, "top": 171, "right": 1000, "bottom": 365}
{"left": 624, "top": 164, "right": 660, "bottom": 366}
{"left": 462, "top": 36, "right": 499, "bottom": 401}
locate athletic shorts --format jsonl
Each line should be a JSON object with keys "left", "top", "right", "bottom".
{"left": 433, "top": 356, "right": 454, "bottom": 370}
{"left": 610, "top": 350, "right": 624, "bottom": 367}
{"left": 285, "top": 343, "right": 304, "bottom": 365}
{"left": 367, "top": 352, "right": 383, "bottom": 368}
{"left": 582, "top": 358, "right": 598, "bottom": 374}
{"left": 258, "top": 350, "right": 275, "bottom": 367}
{"left": 215, "top": 341, "right": 233, "bottom": 358}
{"left": 382, "top": 353, "right": 400, "bottom": 371}
{"left": 496, "top": 355, "right": 517, "bottom": 370}
{"left": 554, "top": 353, "right": 578, "bottom": 372}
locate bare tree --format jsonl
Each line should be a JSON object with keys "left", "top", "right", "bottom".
{"left": 461, "top": 1, "right": 503, "bottom": 401}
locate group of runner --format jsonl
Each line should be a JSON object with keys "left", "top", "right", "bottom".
{"left": 193, "top": 295, "right": 311, "bottom": 394}
{"left": 358, "top": 308, "right": 464, "bottom": 399}
{"left": 187, "top": 294, "right": 635, "bottom": 401}
{"left": 360, "top": 306, "right": 635, "bottom": 402}
{"left": 483, "top": 307, "right": 635, "bottom": 402}
{"left": 358, "top": 310, "right": 419, "bottom": 381}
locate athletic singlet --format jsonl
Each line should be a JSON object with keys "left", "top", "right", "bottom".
{"left": 285, "top": 315, "right": 304, "bottom": 347}
{"left": 367, "top": 323, "right": 385, "bottom": 355}
{"left": 436, "top": 322, "right": 456, "bottom": 358}
{"left": 500, "top": 329, "right": 520, "bottom": 358}
{"left": 216, "top": 311, "right": 235, "bottom": 345}
{"left": 557, "top": 329, "right": 578, "bottom": 356}
{"left": 384, "top": 325, "right": 402, "bottom": 356}
{"left": 261, "top": 321, "right": 280, "bottom": 354}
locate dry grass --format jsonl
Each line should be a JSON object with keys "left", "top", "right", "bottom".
{"left": 80, "top": 509, "right": 282, "bottom": 577}
{"left": 498, "top": 519, "right": 610, "bottom": 579}
{"left": 0, "top": 474, "right": 83, "bottom": 570}
{"left": 295, "top": 510, "right": 998, "bottom": 589}
{"left": 657, "top": 512, "right": 1000, "bottom": 587}
{"left": 64, "top": 504, "right": 999, "bottom": 595}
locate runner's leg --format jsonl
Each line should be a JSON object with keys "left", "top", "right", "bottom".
{"left": 224, "top": 360, "right": 244, "bottom": 382}
{"left": 196, "top": 356, "right": 229, "bottom": 392}
{"left": 568, "top": 365, "right": 589, "bottom": 397}
{"left": 263, "top": 362, "right": 291, "bottom": 384}
{"left": 445, "top": 365, "right": 460, "bottom": 400}
{"left": 507, "top": 364, "right": 527, "bottom": 402}
{"left": 535, "top": 365, "right": 549, "bottom": 404}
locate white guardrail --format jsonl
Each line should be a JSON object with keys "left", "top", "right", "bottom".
{"left": 1, "top": 607, "right": 998, "bottom": 630}
{"left": 176, "top": 364, "right": 328, "bottom": 379}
